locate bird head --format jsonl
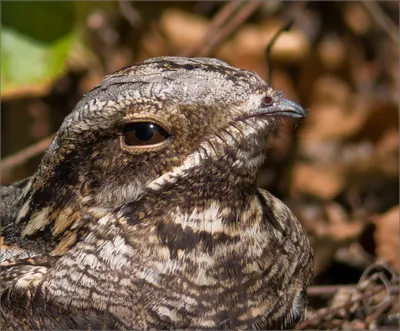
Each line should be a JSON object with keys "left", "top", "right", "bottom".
{"left": 16, "top": 57, "right": 306, "bottom": 254}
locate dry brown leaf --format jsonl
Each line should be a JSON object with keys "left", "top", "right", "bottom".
{"left": 372, "top": 206, "right": 400, "bottom": 270}
{"left": 317, "top": 34, "right": 346, "bottom": 71}
{"left": 230, "top": 24, "right": 264, "bottom": 58}
{"left": 343, "top": 2, "right": 373, "bottom": 35}
{"left": 302, "top": 103, "right": 368, "bottom": 141}
{"left": 342, "top": 319, "right": 367, "bottom": 330}
{"left": 233, "top": 23, "right": 310, "bottom": 64}
{"left": 291, "top": 163, "right": 345, "bottom": 200}
{"left": 358, "top": 101, "right": 399, "bottom": 142}
{"left": 298, "top": 201, "right": 365, "bottom": 275}
{"left": 219, "top": 20, "right": 310, "bottom": 70}
{"left": 375, "top": 128, "right": 399, "bottom": 157}
{"left": 310, "top": 75, "right": 351, "bottom": 107}
{"left": 260, "top": 19, "right": 310, "bottom": 64}
{"left": 269, "top": 29, "right": 310, "bottom": 64}
{"left": 324, "top": 203, "right": 364, "bottom": 241}
{"left": 370, "top": 128, "right": 399, "bottom": 177}
{"left": 160, "top": 9, "right": 208, "bottom": 51}
{"left": 335, "top": 243, "right": 374, "bottom": 269}
{"left": 301, "top": 75, "right": 369, "bottom": 140}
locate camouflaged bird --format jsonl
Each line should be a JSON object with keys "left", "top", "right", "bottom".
{"left": 1, "top": 57, "right": 314, "bottom": 330}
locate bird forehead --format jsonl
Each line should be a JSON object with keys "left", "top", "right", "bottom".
{"left": 100, "top": 57, "right": 267, "bottom": 102}
{"left": 111, "top": 56, "right": 261, "bottom": 82}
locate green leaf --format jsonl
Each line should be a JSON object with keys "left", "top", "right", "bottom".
{"left": 1, "top": 1, "right": 75, "bottom": 97}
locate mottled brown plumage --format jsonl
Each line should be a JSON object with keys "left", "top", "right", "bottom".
{"left": 1, "top": 57, "right": 314, "bottom": 330}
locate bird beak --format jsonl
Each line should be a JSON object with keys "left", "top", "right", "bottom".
{"left": 275, "top": 98, "right": 307, "bottom": 119}
{"left": 252, "top": 98, "right": 307, "bottom": 119}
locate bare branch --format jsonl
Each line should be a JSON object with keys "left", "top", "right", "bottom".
{"left": 1, "top": 134, "right": 54, "bottom": 176}
{"left": 118, "top": 0, "right": 142, "bottom": 29}
{"left": 181, "top": 1, "right": 262, "bottom": 57}
{"left": 361, "top": 1, "right": 398, "bottom": 45}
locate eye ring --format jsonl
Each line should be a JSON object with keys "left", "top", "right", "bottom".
{"left": 122, "top": 122, "right": 171, "bottom": 149}
{"left": 263, "top": 96, "right": 274, "bottom": 107}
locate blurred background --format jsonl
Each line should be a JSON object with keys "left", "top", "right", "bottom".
{"left": 1, "top": 1, "right": 399, "bottom": 329}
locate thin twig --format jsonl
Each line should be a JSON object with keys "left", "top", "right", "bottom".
{"left": 297, "top": 285, "right": 387, "bottom": 329}
{"left": 118, "top": 0, "right": 142, "bottom": 28}
{"left": 307, "top": 284, "right": 399, "bottom": 297}
{"left": 200, "top": 1, "right": 262, "bottom": 56}
{"left": 181, "top": 1, "right": 242, "bottom": 57}
{"left": 1, "top": 134, "right": 54, "bottom": 174}
{"left": 361, "top": 1, "right": 398, "bottom": 45}
{"left": 265, "top": 20, "right": 294, "bottom": 84}
{"left": 299, "top": 263, "right": 399, "bottom": 330}
{"left": 181, "top": 1, "right": 262, "bottom": 57}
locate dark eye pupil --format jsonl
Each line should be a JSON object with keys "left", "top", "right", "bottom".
{"left": 123, "top": 122, "right": 170, "bottom": 147}
{"left": 135, "top": 123, "right": 154, "bottom": 141}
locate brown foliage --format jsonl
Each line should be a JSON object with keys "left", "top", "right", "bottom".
{"left": 1, "top": 2, "right": 398, "bottom": 329}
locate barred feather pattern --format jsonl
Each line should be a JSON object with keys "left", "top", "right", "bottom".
{"left": 1, "top": 57, "right": 313, "bottom": 330}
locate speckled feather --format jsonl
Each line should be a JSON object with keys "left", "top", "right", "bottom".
{"left": 1, "top": 57, "right": 314, "bottom": 330}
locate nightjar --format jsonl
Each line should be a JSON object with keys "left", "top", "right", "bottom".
{"left": 1, "top": 57, "right": 314, "bottom": 330}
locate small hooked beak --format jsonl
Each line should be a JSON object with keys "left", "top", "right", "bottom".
{"left": 273, "top": 97, "right": 307, "bottom": 119}
{"left": 250, "top": 97, "right": 307, "bottom": 119}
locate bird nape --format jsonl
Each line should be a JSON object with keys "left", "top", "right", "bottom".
{"left": 0, "top": 56, "right": 314, "bottom": 330}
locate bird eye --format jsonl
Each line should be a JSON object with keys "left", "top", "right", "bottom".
{"left": 123, "top": 122, "right": 170, "bottom": 146}
{"left": 263, "top": 96, "right": 273, "bottom": 106}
